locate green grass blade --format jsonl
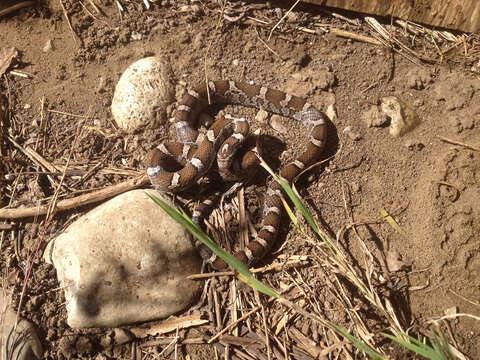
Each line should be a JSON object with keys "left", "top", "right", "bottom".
{"left": 382, "top": 333, "right": 447, "bottom": 360}
{"left": 146, "top": 192, "right": 281, "bottom": 298}
{"left": 433, "top": 331, "right": 454, "bottom": 359}
{"left": 329, "top": 323, "right": 384, "bottom": 359}
{"left": 258, "top": 158, "right": 338, "bottom": 256}
{"left": 281, "top": 196, "right": 300, "bottom": 229}
{"left": 258, "top": 159, "right": 320, "bottom": 236}
{"left": 279, "top": 176, "right": 321, "bottom": 235}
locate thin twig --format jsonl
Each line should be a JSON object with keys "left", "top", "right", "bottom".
{"left": 208, "top": 303, "right": 267, "bottom": 344}
{"left": 0, "top": 174, "right": 149, "bottom": 219}
{"left": 330, "top": 28, "right": 382, "bottom": 46}
{"left": 437, "top": 135, "right": 480, "bottom": 152}
{"left": 0, "top": 1, "right": 35, "bottom": 17}
{"left": 428, "top": 313, "right": 480, "bottom": 323}
{"left": 255, "top": 27, "right": 284, "bottom": 61}
{"left": 186, "top": 259, "right": 308, "bottom": 280}
{"left": 267, "top": 0, "right": 300, "bottom": 41}
{"left": 59, "top": 0, "right": 79, "bottom": 46}
{"left": 203, "top": 1, "right": 226, "bottom": 105}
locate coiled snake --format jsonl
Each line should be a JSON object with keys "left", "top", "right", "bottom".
{"left": 147, "top": 80, "right": 327, "bottom": 270}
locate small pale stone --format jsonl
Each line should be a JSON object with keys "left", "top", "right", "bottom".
{"left": 343, "top": 126, "right": 362, "bottom": 141}
{"left": 380, "top": 96, "right": 420, "bottom": 137}
{"left": 444, "top": 306, "right": 458, "bottom": 317}
{"left": 326, "top": 104, "right": 337, "bottom": 121}
{"left": 255, "top": 108, "right": 269, "bottom": 124}
{"left": 111, "top": 57, "right": 175, "bottom": 132}
{"left": 269, "top": 115, "right": 288, "bottom": 134}
{"left": 42, "top": 39, "right": 53, "bottom": 52}
{"left": 362, "top": 105, "right": 389, "bottom": 127}
{"left": 44, "top": 189, "right": 202, "bottom": 328}
{"left": 0, "top": 289, "right": 43, "bottom": 360}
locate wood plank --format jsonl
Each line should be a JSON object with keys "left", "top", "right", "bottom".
{"left": 301, "top": 0, "right": 480, "bottom": 33}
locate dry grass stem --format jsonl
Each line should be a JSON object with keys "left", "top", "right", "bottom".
{"left": 428, "top": 313, "right": 480, "bottom": 323}
{"left": 8, "top": 70, "right": 31, "bottom": 78}
{"left": 129, "top": 314, "right": 207, "bottom": 338}
{"left": 0, "top": 2, "right": 35, "bottom": 17}
{"left": 255, "top": 28, "right": 283, "bottom": 61}
{"left": 366, "top": 16, "right": 436, "bottom": 64}
{"left": 448, "top": 289, "right": 480, "bottom": 308}
{"left": 208, "top": 302, "right": 273, "bottom": 344}
{"left": 267, "top": 0, "right": 300, "bottom": 41}
{"left": 7, "top": 136, "right": 71, "bottom": 191}
{"left": 330, "top": 28, "right": 382, "bottom": 46}
{"left": 0, "top": 174, "right": 149, "bottom": 219}
{"left": 59, "top": 0, "right": 80, "bottom": 46}
{"left": 437, "top": 135, "right": 480, "bottom": 152}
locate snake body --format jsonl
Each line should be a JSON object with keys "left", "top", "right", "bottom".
{"left": 147, "top": 80, "right": 327, "bottom": 270}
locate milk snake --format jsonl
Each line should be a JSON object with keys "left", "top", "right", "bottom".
{"left": 147, "top": 80, "right": 327, "bottom": 270}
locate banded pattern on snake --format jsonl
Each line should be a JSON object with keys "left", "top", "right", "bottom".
{"left": 147, "top": 80, "right": 327, "bottom": 270}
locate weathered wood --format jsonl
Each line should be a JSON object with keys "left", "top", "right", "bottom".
{"left": 302, "top": 0, "right": 480, "bottom": 33}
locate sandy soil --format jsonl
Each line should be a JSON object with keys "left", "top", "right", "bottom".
{"left": 0, "top": 1, "right": 479, "bottom": 359}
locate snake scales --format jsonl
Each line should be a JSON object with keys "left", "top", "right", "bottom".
{"left": 147, "top": 80, "right": 327, "bottom": 270}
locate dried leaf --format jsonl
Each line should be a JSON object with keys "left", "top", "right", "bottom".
{"left": 290, "top": 327, "right": 323, "bottom": 358}
{"left": 129, "top": 314, "right": 208, "bottom": 338}
{"left": 274, "top": 313, "right": 289, "bottom": 335}
{"left": 219, "top": 335, "right": 261, "bottom": 347}
{"left": 380, "top": 208, "right": 408, "bottom": 238}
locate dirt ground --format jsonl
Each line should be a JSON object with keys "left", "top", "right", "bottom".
{"left": 0, "top": 1, "right": 479, "bottom": 359}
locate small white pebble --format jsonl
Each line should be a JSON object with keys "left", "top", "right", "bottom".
{"left": 326, "top": 104, "right": 337, "bottom": 121}
{"left": 269, "top": 115, "right": 288, "bottom": 133}
{"left": 42, "top": 39, "right": 53, "bottom": 53}
{"left": 255, "top": 108, "right": 268, "bottom": 124}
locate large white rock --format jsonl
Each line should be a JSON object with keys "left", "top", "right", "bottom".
{"left": 44, "top": 190, "right": 202, "bottom": 328}
{"left": 0, "top": 289, "right": 43, "bottom": 360}
{"left": 111, "top": 57, "right": 175, "bottom": 132}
